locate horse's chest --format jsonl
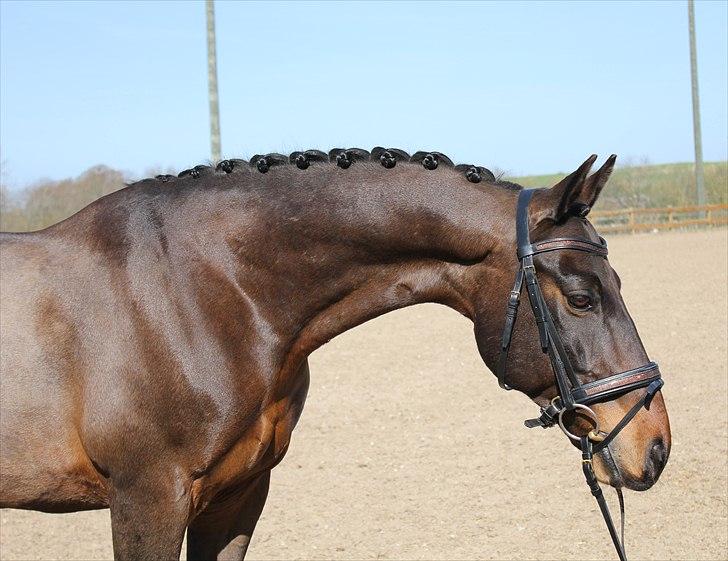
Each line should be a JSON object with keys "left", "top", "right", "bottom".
{"left": 192, "top": 363, "right": 310, "bottom": 511}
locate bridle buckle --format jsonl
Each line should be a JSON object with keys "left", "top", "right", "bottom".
{"left": 588, "top": 429, "right": 606, "bottom": 442}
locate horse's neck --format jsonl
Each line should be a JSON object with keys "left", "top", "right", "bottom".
{"left": 162, "top": 167, "right": 515, "bottom": 367}
{"left": 235, "top": 168, "right": 511, "bottom": 360}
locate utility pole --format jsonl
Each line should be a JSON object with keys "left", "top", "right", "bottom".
{"left": 688, "top": 0, "right": 706, "bottom": 206}
{"left": 206, "top": 0, "right": 221, "bottom": 162}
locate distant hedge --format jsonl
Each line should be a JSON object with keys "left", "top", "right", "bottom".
{"left": 1, "top": 165, "right": 128, "bottom": 232}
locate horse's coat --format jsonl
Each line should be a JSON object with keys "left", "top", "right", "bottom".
{"left": 0, "top": 152, "right": 670, "bottom": 560}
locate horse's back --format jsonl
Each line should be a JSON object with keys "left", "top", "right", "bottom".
{"left": 0, "top": 231, "right": 109, "bottom": 511}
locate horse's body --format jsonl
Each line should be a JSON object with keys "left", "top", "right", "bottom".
{"left": 0, "top": 152, "right": 670, "bottom": 560}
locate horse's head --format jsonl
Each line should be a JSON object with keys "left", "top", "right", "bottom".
{"left": 474, "top": 155, "right": 670, "bottom": 491}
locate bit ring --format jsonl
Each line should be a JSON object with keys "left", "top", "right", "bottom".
{"left": 558, "top": 403, "right": 601, "bottom": 442}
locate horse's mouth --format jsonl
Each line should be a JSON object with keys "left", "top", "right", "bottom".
{"left": 597, "top": 445, "right": 625, "bottom": 489}
{"left": 598, "top": 444, "right": 660, "bottom": 492}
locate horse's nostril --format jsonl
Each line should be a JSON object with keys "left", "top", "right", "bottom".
{"left": 647, "top": 438, "right": 668, "bottom": 481}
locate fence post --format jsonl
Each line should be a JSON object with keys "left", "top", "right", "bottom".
{"left": 629, "top": 209, "right": 635, "bottom": 234}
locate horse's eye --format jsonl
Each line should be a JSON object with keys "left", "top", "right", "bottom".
{"left": 568, "top": 294, "right": 593, "bottom": 310}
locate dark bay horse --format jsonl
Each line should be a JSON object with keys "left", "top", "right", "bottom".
{"left": 0, "top": 149, "right": 670, "bottom": 560}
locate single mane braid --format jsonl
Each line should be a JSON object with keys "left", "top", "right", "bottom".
{"left": 168, "top": 147, "right": 503, "bottom": 186}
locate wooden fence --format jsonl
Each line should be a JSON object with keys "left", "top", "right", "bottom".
{"left": 590, "top": 204, "right": 728, "bottom": 234}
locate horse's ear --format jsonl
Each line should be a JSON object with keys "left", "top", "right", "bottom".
{"left": 579, "top": 154, "right": 617, "bottom": 214}
{"left": 532, "top": 155, "right": 616, "bottom": 223}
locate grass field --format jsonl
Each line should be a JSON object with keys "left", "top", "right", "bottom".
{"left": 510, "top": 160, "right": 727, "bottom": 210}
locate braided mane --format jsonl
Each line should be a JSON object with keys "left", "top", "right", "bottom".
{"left": 149, "top": 147, "right": 518, "bottom": 188}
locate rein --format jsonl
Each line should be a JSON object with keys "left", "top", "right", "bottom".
{"left": 497, "top": 189, "right": 664, "bottom": 561}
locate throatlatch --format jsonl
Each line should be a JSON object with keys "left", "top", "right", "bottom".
{"left": 496, "top": 189, "right": 664, "bottom": 561}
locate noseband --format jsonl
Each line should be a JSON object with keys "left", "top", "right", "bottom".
{"left": 497, "top": 189, "right": 664, "bottom": 561}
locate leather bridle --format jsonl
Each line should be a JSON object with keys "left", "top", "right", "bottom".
{"left": 497, "top": 189, "right": 664, "bottom": 561}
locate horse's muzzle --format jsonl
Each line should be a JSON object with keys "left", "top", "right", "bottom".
{"left": 620, "top": 437, "right": 670, "bottom": 491}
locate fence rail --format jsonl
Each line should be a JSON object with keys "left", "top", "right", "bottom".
{"left": 590, "top": 204, "right": 728, "bottom": 234}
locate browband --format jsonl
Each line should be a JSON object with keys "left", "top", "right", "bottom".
{"left": 572, "top": 362, "right": 661, "bottom": 405}
{"left": 518, "top": 237, "right": 609, "bottom": 259}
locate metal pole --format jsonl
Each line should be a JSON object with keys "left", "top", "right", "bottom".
{"left": 688, "top": 0, "right": 706, "bottom": 206}
{"left": 206, "top": 0, "right": 221, "bottom": 162}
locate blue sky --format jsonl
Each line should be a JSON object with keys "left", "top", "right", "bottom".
{"left": 1, "top": 1, "right": 726, "bottom": 188}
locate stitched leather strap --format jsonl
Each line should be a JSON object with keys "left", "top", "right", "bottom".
{"left": 524, "top": 368, "right": 662, "bottom": 430}
{"left": 592, "top": 378, "right": 664, "bottom": 454}
{"left": 581, "top": 437, "right": 628, "bottom": 561}
{"left": 572, "top": 363, "right": 661, "bottom": 405}
{"left": 515, "top": 189, "right": 535, "bottom": 254}
{"left": 524, "top": 401, "right": 561, "bottom": 428}
{"left": 518, "top": 237, "right": 609, "bottom": 258}
{"left": 497, "top": 269, "right": 525, "bottom": 390}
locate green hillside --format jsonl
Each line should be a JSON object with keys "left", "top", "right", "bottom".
{"left": 509, "top": 161, "right": 727, "bottom": 210}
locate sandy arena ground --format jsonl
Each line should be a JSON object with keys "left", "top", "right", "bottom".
{"left": 1, "top": 228, "right": 726, "bottom": 561}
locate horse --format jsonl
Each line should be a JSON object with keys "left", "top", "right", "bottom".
{"left": 0, "top": 148, "right": 670, "bottom": 560}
